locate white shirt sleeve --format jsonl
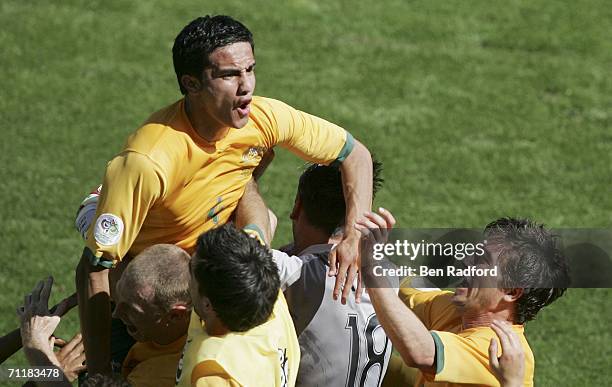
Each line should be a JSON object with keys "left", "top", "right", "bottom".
{"left": 271, "top": 249, "right": 304, "bottom": 291}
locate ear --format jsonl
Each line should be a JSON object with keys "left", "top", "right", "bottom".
{"left": 181, "top": 74, "right": 202, "bottom": 94}
{"left": 290, "top": 196, "right": 302, "bottom": 220}
{"left": 502, "top": 288, "right": 523, "bottom": 303}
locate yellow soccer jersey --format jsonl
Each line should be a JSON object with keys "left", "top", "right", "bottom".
{"left": 122, "top": 334, "right": 187, "bottom": 387}
{"left": 175, "top": 292, "right": 300, "bottom": 387}
{"left": 85, "top": 96, "right": 353, "bottom": 266}
{"left": 399, "top": 288, "right": 534, "bottom": 387}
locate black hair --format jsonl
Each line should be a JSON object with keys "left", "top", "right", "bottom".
{"left": 82, "top": 373, "right": 131, "bottom": 387}
{"left": 192, "top": 223, "right": 279, "bottom": 332}
{"left": 297, "top": 159, "right": 384, "bottom": 235}
{"left": 484, "top": 217, "right": 570, "bottom": 324}
{"left": 172, "top": 15, "right": 254, "bottom": 94}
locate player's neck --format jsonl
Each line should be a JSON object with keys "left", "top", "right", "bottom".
{"left": 153, "top": 318, "right": 190, "bottom": 345}
{"left": 185, "top": 96, "right": 230, "bottom": 143}
{"left": 461, "top": 308, "right": 514, "bottom": 329}
{"left": 293, "top": 224, "right": 330, "bottom": 255}
{"left": 205, "top": 316, "right": 230, "bottom": 336}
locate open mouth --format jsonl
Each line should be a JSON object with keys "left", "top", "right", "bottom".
{"left": 236, "top": 100, "right": 251, "bottom": 117}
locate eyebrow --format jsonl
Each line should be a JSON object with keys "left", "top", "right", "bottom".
{"left": 211, "top": 62, "right": 256, "bottom": 76}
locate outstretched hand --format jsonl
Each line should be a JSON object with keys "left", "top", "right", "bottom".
{"left": 328, "top": 230, "right": 362, "bottom": 304}
{"left": 353, "top": 208, "right": 396, "bottom": 289}
{"left": 55, "top": 333, "right": 87, "bottom": 382}
{"left": 17, "top": 277, "right": 63, "bottom": 365}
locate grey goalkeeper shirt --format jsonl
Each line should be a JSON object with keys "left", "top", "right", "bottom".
{"left": 272, "top": 244, "right": 397, "bottom": 387}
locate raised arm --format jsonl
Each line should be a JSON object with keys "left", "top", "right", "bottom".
{"left": 330, "top": 139, "right": 372, "bottom": 304}
{"left": 234, "top": 179, "right": 273, "bottom": 245}
{"left": 76, "top": 152, "right": 164, "bottom": 374}
{"left": 75, "top": 248, "right": 112, "bottom": 374}
{"left": 355, "top": 209, "right": 436, "bottom": 370}
{"left": 1, "top": 293, "right": 76, "bottom": 364}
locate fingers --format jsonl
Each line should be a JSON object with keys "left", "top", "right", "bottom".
{"left": 355, "top": 272, "right": 363, "bottom": 303}
{"left": 60, "top": 333, "right": 82, "bottom": 357}
{"left": 488, "top": 338, "right": 500, "bottom": 371}
{"left": 31, "top": 280, "right": 44, "bottom": 304}
{"left": 341, "top": 264, "right": 358, "bottom": 304}
{"left": 53, "top": 336, "right": 68, "bottom": 348}
{"left": 491, "top": 320, "right": 513, "bottom": 352}
{"left": 328, "top": 248, "right": 338, "bottom": 276}
{"left": 65, "top": 339, "right": 85, "bottom": 365}
{"left": 378, "top": 207, "right": 396, "bottom": 227}
{"left": 40, "top": 276, "right": 54, "bottom": 306}
{"left": 354, "top": 208, "right": 396, "bottom": 245}
{"left": 333, "top": 263, "right": 349, "bottom": 300}
{"left": 24, "top": 293, "right": 32, "bottom": 310}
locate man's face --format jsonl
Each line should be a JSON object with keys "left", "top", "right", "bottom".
{"left": 451, "top": 242, "right": 506, "bottom": 313}
{"left": 113, "top": 278, "right": 167, "bottom": 342}
{"left": 192, "top": 41, "right": 256, "bottom": 130}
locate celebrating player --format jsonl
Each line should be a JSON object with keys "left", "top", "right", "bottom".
{"left": 356, "top": 210, "right": 570, "bottom": 386}
{"left": 112, "top": 244, "right": 191, "bottom": 386}
{"left": 259, "top": 161, "right": 394, "bottom": 387}
{"left": 76, "top": 14, "right": 373, "bottom": 374}
{"left": 176, "top": 224, "right": 299, "bottom": 387}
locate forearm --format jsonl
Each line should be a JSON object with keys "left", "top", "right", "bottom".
{"left": 0, "top": 328, "right": 22, "bottom": 363}
{"left": 235, "top": 179, "right": 272, "bottom": 244}
{"left": 339, "top": 140, "right": 372, "bottom": 234}
{"left": 367, "top": 287, "right": 436, "bottom": 368}
{"left": 76, "top": 250, "right": 112, "bottom": 374}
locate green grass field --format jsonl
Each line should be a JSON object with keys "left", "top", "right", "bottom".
{"left": 1, "top": 0, "right": 610, "bottom": 385}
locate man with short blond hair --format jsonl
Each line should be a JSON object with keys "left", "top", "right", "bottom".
{"left": 112, "top": 244, "right": 191, "bottom": 387}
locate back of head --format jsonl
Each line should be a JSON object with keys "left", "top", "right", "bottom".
{"left": 121, "top": 244, "right": 191, "bottom": 311}
{"left": 298, "top": 159, "right": 384, "bottom": 235}
{"left": 172, "top": 15, "right": 254, "bottom": 94}
{"left": 484, "top": 217, "right": 570, "bottom": 324}
{"left": 192, "top": 223, "right": 280, "bottom": 332}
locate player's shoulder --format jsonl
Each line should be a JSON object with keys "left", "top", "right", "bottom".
{"left": 251, "top": 95, "right": 287, "bottom": 110}
{"left": 122, "top": 99, "right": 190, "bottom": 165}
{"left": 248, "top": 96, "right": 293, "bottom": 124}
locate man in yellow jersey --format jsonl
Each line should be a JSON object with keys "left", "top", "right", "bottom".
{"left": 176, "top": 224, "right": 299, "bottom": 387}
{"left": 76, "top": 15, "right": 373, "bottom": 374}
{"left": 111, "top": 244, "right": 191, "bottom": 387}
{"left": 355, "top": 209, "right": 570, "bottom": 387}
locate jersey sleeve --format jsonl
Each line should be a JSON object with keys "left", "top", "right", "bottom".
{"left": 422, "top": 331, "right": 500, "bottom": 385}
{"left": 271, "top": 249, "right": 304, "bottom": 290}
{"left": 398, "top": 288, "right": 461, "bottom": 331}
{"left": 85, "top": 151, "right": 167, "bottom": 267}
{"left": 258, "top": 97, "right": 354, "bottom": 165}
{"left": 192, "top": 360, "right": 241, "bottom": 387}
{"left": 194, "top": 376, "right": 241, "bottom": 387}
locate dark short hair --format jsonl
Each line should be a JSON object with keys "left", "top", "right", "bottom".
{"left": 172, "top": 15, "right": 254, "bottom": 94}
{"left": 192, "top": 223, "right": 279, "bottom": 332}
{"left": 484, "top": 218, "right": 570, "bottom": 324}
{"left": 297, "top": 159, "right": 384, "bottom": 235}
{"left": 82, "top": 373, "right": 131, "bottom": 387}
